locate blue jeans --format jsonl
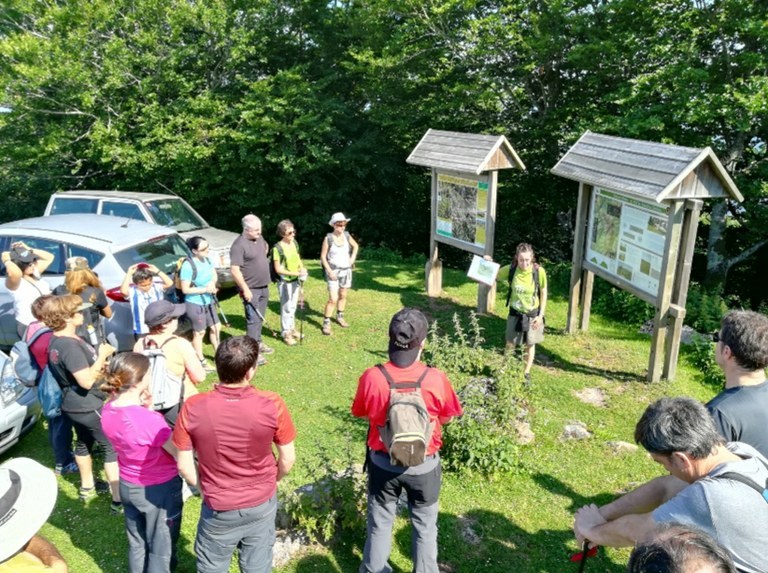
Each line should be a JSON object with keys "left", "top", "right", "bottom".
{"left": 243, "top": 287, "right": 269, "bottom": 343}
{"left": 195, "top": 495, "right": 277, "bottom": 573}
{"left": 121, "top": 476, "right": 183, "bottom": 573}
{"left": 48, "top": 414, "right": 75, "bottom": 467}
{"left": 360, "top": 460, "right": 442, "bottom": 573}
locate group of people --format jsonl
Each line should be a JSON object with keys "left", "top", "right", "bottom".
{"left": 3, "top": 222, "right": 768, "bottom": 573}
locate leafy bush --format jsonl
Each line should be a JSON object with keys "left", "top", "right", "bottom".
{"left": 591, "top": 282, "right": 655, "bottom": 325}
{"left": 362, "top": 244, "right": 424, "bottom": 265}
{"left": 424, "top": 312, "right": 524, "bottom": 474}
{"left": 280, "top": 439, "right": 367, "bottom": 544}
{"left": 685, "top": 283, "right": 728, "bottom": 333}
{"left": 686, "top": 336, "right": 725, "bottom": 389}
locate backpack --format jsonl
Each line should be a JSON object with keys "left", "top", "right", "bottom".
{"left": 10, "top": 326, "right": 52, "bottom": 387}
{"left": 166, "top": 257, "right": 197, "bottom": 304}
{"left": 375, "top": 364, "right": 434, "bottom": 467}
{"left": 269, "top": 242, "right": 298, "bottom": 283}
{"left": 506, "top": 263, "right": 541, "bottom": 309}
{"left": 141, "top": 337, "right": 185, "bottom": 411}
{"left": 325, "top": 231, "right": 353, "bottom": 256}
{"left": 37, "top": 366, "right": 63, "bottom": 419}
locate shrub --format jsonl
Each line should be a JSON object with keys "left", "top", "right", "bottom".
{"left": 591, "top": 282, "right": 655, "bottom": 325}
{"left": 685, "top": 283, "right": 728, "bottom": 333}
{"left": 686, "top": 335, "right": 725, "bottom": 389}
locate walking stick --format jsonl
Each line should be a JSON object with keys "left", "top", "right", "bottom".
{"left": 570, "top": 541, "right": 597, "bottom": 572}
{"left": 298, "top": 280, "right": 306, "bottom": 345}
{"left": 212, "top": 294, "right": 230, "bottom": 327}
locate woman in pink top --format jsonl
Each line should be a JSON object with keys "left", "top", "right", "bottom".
{"left": 100, "top": 352, "right": 183, "bottom": 573}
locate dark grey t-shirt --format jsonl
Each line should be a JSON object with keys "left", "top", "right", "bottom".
{"left": 653, "top": 442, "right": 768, "bottom": 573}
{"left": 48, "top": 335, "right": 105, "bottom": 413}
{"left": 230, "top": 234, "right": 270, "bottom": 289}
{"left": 707, "top": 381, "right": 768, "bottom": 459}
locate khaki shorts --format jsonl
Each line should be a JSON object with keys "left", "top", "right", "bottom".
{"left": 506, "top": 313, "right": 544, "bottom": 346}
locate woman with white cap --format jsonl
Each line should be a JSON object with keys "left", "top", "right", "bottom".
{"left": 1, "top": 241, "right": 54, "bottom": 338}
{"left": 320, "top": 212, "right": 359, "bottom": 336}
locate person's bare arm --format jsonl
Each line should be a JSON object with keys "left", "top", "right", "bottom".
{"left": 100, "top": 304, "right": 113, "bottom": 319}
{"left": 120, "top": 264, "right": 139, "bottom": 297}
{"left": 23, "top": 535, "right": 68, "bottom": 572}
{"left": 71, "top": 343, "right": 115, "bottom": 389}
{"left": 575, "top": 505, "right": 656, "bottom": 548}
{"left": 146, "top": 264, "right": 173, "bottom": 289}
{"left": 180, "top": 340, "right": 206, "bottom": 383}
{"left": 162, "top": 437, "right": 179, "bottom": 459}
{"left": 349, "top": 236, "right": 359, "bottom": 266}
{"left": 320, "top": 238, "right": 335, "bottom": 278}
{"left": 275, "top": 441, "right": 296, "bottom": 481}
{"left": 533, "top": 286, "right": 548, "bottom": 330}
{"left": 177, "top": 449, "right": 199, "bottom": 489}
{"left": 230, "top": 265, "right": 251, "bottom": 302}
{"left": 598, "top": 475, "right": 687, "bottom": 521}
{"left": 32, "top": 246, "right": 55, "bottom": 274}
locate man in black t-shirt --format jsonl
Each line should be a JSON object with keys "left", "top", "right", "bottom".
{"left": 706, "top": 310, "right": 768, "bottom": 458}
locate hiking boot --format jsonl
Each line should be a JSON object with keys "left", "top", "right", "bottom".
{"left": 54, "top": 461, "right": 79, "bottom": 476}
{"left": 291, "top": 329, "right": 305, "bottom": 340}
{"left": 257, "top": 355, "right": 268, "bottom": 366}
{"left": 79, "top": 479, "right": 108, "bottom": 502}
{"left": 200, "top": 359, "right": 216, "bottom": 373}
{"left": 110, "top": 501, "right": 124, "bottom": 515}
{"left": 258, "top": 342, "right": 274, "bottom": 355}
{"left": 283, "top": 335, "right": 297, "bottom": 347}
{"left": 322, "top": 322, "right": 332, "bottom": 336}
{"left": 336, "top": 317, "right": 350, "bottom": 328}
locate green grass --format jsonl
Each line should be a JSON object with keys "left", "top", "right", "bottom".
{"left": 3, "top": 258, "right": 721, "bottom": 572}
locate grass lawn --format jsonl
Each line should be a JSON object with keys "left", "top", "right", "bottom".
{"left": 3, "top": 256, "right": 721, "bottom": 572}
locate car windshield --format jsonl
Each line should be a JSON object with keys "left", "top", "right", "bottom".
{"left": 113, "top": 234, "right": 191, "bottom": 276}
{"left": 144, "top": 198, "right": 208, "bottom": 233}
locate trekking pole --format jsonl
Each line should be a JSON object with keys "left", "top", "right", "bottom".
{"left": 212, "top": 294, "right": 230, "bottom": 327}
{"left": 298, "top": 280, "right": 306, "bottom": 345}
{"left": 247, "top": 300, "right": 279, "bottom": 338}
{"left": 570, "top": 541, "right": 597, "bottom": 573}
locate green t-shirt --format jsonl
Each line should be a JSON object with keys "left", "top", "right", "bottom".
{"left": 507, "top": 265, "right": 547, "bottom": 314}
{"left": 273, "top": 241, "right": 302, "bottom": 282}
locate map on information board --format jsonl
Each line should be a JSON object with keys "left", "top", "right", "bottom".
{"left": 586, "top": 188, "right": 669, "bottom": 298}
{"left": 436, "top": 173, "right": 489, "bottom": 248}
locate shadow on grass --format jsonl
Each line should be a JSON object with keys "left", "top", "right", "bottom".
{"left": 539, "top": 342, "right": 647, "bottom": 384}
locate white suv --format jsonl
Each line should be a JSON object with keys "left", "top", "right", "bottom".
{"left": 0, "top": 214, "right": 191, "bottom": 350}
{"left": 45, "top": 190, "right": 238, "bottom": 286}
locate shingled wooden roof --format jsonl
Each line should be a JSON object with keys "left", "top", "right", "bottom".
{"left": 406, "top": 129, "right": 525, "bottom": 174}
{"left": 551, "top": 131, "right": 743, "bottom": 202}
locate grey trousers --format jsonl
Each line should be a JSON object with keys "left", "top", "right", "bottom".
{"left": 277, "top": 280, "right": 301, "bottom": 336}
{"left": 195, "top": 495, "right": 277, "bottom": 573}
{"left": 360, "top": 461, "right": 441, "bottom": 573}
{"left": 120, "top": 476, "right": 183, "bottom": 573}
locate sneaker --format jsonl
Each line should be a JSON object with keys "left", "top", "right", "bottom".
{"left": 95, "top": 479, "right": 110, "bottom": 493}
{"left": 110, "top": 501, "right": 124, "bottom": 515}
{"left": 291, "top": 329, "right": 305, "bottom": 340}
{"left": 79, "top": 486, "right": 98, "bottom": 502}
{"left": 322, "top": 322, "right": 332, "bottom": 336}
{"left": 257, "top": 355, "right": 268, "bottom": 366}
{"left": 54, "top": 461, "right": 79, "bottom": 476}
{"left": 336, "top": 317, "right": 350, "bottom": 328}
{"left": 258, "top": 342, "right": 275, "bottom": 355}
{"left": 283, "top": 335, "right": 297, "bottom": 346}
{"left": 200, "top": 359, "right": 216, "bottom": 373}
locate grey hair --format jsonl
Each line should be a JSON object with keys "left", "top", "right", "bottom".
{"left": 242, "top": 214, "right": 261, "bottom": 230}
{"left": 634, "top": 397, "right": 724, "bottom": 459}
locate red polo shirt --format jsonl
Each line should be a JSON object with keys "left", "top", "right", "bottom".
{"left": 351, "top": 360, "right": 463, "bottom": 456}
{"left": 173, "top": 384, "right": 296, "bottom": 511}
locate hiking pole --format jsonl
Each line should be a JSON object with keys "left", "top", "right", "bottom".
{"left": 298, "top": 280, "right": 306, "bottom": 345}
{"left": 247, "top": 300, "right": 279, "bottom": 338}
{"left": 212, "top": 294, "right": 230, "bottom": 327}
{"left": 570, "top": 541, "right": 597, "bottom": 573}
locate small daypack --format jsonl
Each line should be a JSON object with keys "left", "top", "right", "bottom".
{"left": 375, "top": 364, "right": 434, "bottom": 467}
{"left": 37, "top": 366, "right": 63, "bottom": 419}
{"left": 11, "top": 326, "right": 52, "bottom": 387}
{"left": 166, "top": 257, "right": 197, "bottom": 304}
{"left": 142, "top": 337, "right": 185, "bottom": 411}
{"left": 505, "top": 263, "right": 541, "bottom": 308}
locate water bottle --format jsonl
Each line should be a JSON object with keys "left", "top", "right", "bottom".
{"left": 87, "top": 324, "right": 98, "bottom": 346}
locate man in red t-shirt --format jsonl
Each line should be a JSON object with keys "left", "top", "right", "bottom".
{"left": 173, "top": 336, "right": 296, "bottom": 573}
{"left": 352, "top": 308, "right": 462, "bottom": 573}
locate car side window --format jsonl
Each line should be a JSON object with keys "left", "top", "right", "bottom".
{"left": 8, "top": 237, "right": 64, "bottom": 275}
{"left": 65, "top": 245, "right": 104, "bottom": 271}
{"left": 101, "top": 201, "right": 145, "bottom": 221}
{"left": 49, "top": 198, "right": 98, "bottom": 215}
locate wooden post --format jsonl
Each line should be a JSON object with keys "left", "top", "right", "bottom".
{"left": 663, "top": 199, "right": 703, "bottom": 379}
{"left": 648, "top": 201, "right": 685, "bottom": 382}
{"left": 567, "top": 183, "right": 591, "bottom": 333}
{"left": 478, "top": 171, "right": 498, "bottom": 314}
{"left": 425, "top": 168, "right": 442, "bottom": 297}
{"left": 580, "top": 269, "right": 594, "bottom": 332}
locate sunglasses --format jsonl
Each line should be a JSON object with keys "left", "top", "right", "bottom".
{"left": 286, "top": 230, "right": 296, "bottom": 235}
{"left": 334, "top": 222, "right": 347, "bottom": 227}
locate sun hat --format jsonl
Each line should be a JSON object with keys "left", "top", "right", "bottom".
{"left": 9, "top": 247, "right": 37, "bottom": 265}
{"left": 0, "top": 458, "right": 58, "bottom": 562}
{"left": 388, "top": 308, "right": 429, "bottom": 368}
{"left": 65, "top": 256, "right": 90, "bottom": 272}
{"left": 144, "top": 300, "right": 186, "bottom": 327}
{"left": 328, "top": 212, "right": 350, "bottom": 226}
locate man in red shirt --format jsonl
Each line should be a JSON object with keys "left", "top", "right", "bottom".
{"left": 173, "top": 336, "right": 296, "bottom": 573}
{"left": 352, "top": 308, "right": 462, "bottom": 573}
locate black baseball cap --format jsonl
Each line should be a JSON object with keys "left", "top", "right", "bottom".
{"left": 388, "top": 308, "right": 428, "bottom": 367}
{"left": 144, "top": 300, "right": 186, "bottom": 327}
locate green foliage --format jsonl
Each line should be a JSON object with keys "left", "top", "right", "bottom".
{"left": 280, "top": 438, "right": 367, "bottom": 545}
{"left": 591, "top": 282, "right": 655, "bottom": 326}
{"left": 424, "top": 312, "right": 523, "bottom": 474}
{"left": 687, "top": 336, "right": 725, "bottom": 389}
{"left": 684, "top": 283, "right": 728, "bottom": 333}
{"left": 361, "top": 245, "right": 424, "bottom": 265}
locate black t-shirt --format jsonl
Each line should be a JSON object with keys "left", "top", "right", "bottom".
{"left": 48, "top": 335, "right": 105, "bottom": 413}
{"left": 53, "top": 285, "right": 109, "bottom": 344}
{"left": 229, "top": 234, "right": 270, "bottom": 289}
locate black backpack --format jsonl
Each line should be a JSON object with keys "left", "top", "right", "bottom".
{"left": 375, "top": 364, "right": 434, "bottom": 467}
{"left": 714, "top": 456, "right": 768, "bottom": 504}
{"left": 505, "top": 263, "right": 540, "bottom": 308}
{"left": 269, "top": 241, "right": 298, "bottom": 283}
{"left": 166, "top": 256, "right": 197, "bottom": 304}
